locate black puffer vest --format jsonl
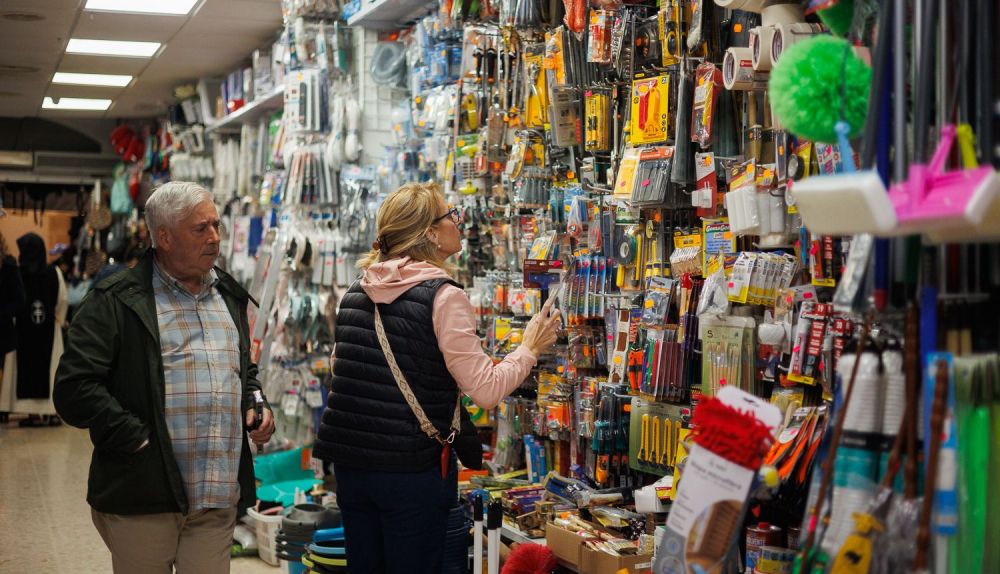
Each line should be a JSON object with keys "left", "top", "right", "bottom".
{"left": 314, "top": 278, "right": 471, "bottom": 472}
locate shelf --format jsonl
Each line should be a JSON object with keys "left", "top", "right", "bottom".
{"left": 346, "top": 0, "right": 434, "bottom": 29}
{"left": 501, "top": 524, "right": 546, "bottom": 546}
{"left": 205, "top": 86, "right": 285, "bottom": 134}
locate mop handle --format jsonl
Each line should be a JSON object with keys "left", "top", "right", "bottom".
{"left": 474, "top": 495, "right": 484, "bottom": 574}
{"left": 487, "top": 499, "right": 501, "bottom": 574}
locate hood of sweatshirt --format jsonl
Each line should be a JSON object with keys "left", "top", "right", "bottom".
{"left": 360, "top": 257, "right": 452, "bottom": 304}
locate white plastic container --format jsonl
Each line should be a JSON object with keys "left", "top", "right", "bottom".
{"left": 247, "top": 508, "right": 284, "bottom": 567}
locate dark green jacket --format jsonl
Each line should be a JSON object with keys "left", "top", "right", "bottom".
{"left": 54, "top": 252, "right": 265, "bottom": 515}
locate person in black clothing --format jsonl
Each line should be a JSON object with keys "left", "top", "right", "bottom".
{"left": 0, "top": 233, "right": 25, "bottom": 424}
{"left": 0, "top": 233, "right": 67, "bottom": 426}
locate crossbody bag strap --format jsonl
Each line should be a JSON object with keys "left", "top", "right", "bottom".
{"left": 373, "top": 304, "right": 461, "bottom": 445}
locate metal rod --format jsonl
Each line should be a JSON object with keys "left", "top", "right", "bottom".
{"left": 893, "top": 0, "right": 907, "bottom": 181}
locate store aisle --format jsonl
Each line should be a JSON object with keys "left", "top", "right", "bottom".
{"left": 0, "top": 423, "right": 276, "bottom": 573}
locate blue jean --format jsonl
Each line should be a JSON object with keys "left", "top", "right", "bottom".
{"left": 334, "top": 458, "right": 458, "bottom": 574}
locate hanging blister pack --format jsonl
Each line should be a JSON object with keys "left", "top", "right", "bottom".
{"left": 588, "top": 10, "right": 613, "bottom": 64}
{"left": 692, "top": 61, "right": 722, "bottom": 148}
{"left": 585, "top": 89, "right": 612, "bottom": 152}
{"left": 550, "top": 86, "right": 580, "bottom": 148}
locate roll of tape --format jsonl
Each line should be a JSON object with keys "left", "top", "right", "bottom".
{"left": 724, "top": 47, "right": 767, "bottom": 91}
{"left": 771, "top": 22, "right": 825, "bottom": 64}
{"left": 750, "top": 26, "right": 778, "bottom": 71}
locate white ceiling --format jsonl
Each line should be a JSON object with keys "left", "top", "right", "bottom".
{"left": 0, "top": 0, "right": 282, "bottom": 119}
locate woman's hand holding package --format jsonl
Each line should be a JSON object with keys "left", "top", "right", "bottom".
{"left": 521, "top": 296, "right": 561, "bottom": 357}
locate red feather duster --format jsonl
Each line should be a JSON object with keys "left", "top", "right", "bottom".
{"left": 501, "top": 543, "right": 558, "bottom": 574}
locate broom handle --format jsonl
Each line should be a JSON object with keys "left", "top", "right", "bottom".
{"left": 904, "top": 303, "right": 920, "bottom": 500}
{"left": 914, "top": 359, "right": 950, "bottom": 571}
{"left": 800, "top": 316, "right": 873, "bottom": 558}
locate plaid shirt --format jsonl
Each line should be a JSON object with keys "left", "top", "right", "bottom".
{"left": 153, "top": 261, "right": 243, "bottom": 510}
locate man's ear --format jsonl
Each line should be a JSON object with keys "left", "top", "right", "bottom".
{"left": 157, "top": 227, "right": 171, "bottom": 252}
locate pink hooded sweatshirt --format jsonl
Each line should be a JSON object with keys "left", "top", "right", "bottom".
{"left": 359, "top": 257, "right": 538, "bottom": 409}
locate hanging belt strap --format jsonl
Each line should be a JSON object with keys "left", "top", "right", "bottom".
{"left": 373, "top": 304, "right": 461, "bottom": 445}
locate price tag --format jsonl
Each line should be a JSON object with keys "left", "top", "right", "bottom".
{"left": 282, "top": 393, "right": 300, "bottom": 417}
{"left": 305, "top": 388, "right": 325, "bottom": 409}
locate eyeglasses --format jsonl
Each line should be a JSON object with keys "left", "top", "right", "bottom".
{"left": 432, "top": 207, "right": 462, "bottom": 225}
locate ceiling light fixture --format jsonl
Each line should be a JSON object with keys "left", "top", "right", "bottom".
{"left": 84, "top": 0, "right": 200, "bottom": 16}
{"left": 42, "top": 97, "right": 112, "bottom": 111}
{"left": 53, "top": 72, "right": 133, "bottom": 87}
{"left": 66, "top": 38, "right": 161, "bottom": 58}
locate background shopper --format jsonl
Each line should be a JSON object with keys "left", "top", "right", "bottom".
{"left": 0, "top": 232, "right": 67, "bottom": 426}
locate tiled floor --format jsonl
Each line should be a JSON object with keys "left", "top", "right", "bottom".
{"left": 0, "top": 423, "right": 277, "bottom": 573}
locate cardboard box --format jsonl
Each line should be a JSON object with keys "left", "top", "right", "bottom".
{"left": 580, "top": 546, "right": 654, "bottom": 574}
{"left": 545, "top": 522, "right": 588, "bottom": 569}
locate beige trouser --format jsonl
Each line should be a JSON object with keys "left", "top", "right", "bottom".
{"left": 92, "top": 507, "right": 238, "bottom": 574}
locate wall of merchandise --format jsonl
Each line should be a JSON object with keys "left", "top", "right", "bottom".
{"left": 125, "top": 0, "right": 1000, "bottom": 572}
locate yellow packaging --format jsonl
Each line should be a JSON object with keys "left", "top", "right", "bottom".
{"left": 658, "top": 2, "right": 681, "bottom": 67}
{"left": 614, "top": 148, "right": 643, "bottom": 199}
{"left": 629, "top": 74, "right": 670, "bottom": 145}
{"left": 669, "top": 427, "right": 690, "bottom": 501}
{"left": 524, "top": 52, "right": 548, "bottom": 127}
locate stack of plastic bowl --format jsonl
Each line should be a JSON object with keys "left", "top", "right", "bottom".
{"left": 302, "top": 527, "right": 348, "bottom": 573}
{"left": 275, "top": 504, "right": 342, "bottom": 574}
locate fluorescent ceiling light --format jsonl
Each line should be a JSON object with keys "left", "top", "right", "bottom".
{"left": 84, "top": 0, "right": 200, "bottom": 15}
{"left": 42, "top": 97, "right": 112, "bottom": 111}
{"left": 53, "top": 72, "right": 132, "bottom": 87}
{"left": 66, "top": 39, "right": 160, "bottom": 58}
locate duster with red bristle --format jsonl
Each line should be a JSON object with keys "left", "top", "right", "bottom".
{"left": 501, "top": 544, "right": 558, "bottom": 574}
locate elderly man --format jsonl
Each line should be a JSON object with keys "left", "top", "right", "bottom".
{"left": 54, "top": 181, "right": 274, "bottom": 573}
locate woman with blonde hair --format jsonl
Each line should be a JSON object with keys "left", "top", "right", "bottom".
{"left": 314, "top": 182, "right": 560, "bottom": 573}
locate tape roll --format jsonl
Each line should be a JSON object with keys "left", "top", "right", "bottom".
{"left": 619, "top": 233, "right": 638, "bottom": 264}
{"left": 771, "top": 22, "right": 825, "bottom": 64}
{"left": 723, "top": 47, "right": 767, "bottom": 91}
{"left": 750, "top": 26, "right": 778, "bottom": 71}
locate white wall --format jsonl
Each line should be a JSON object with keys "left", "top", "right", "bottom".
{"left": 355, "top": 28, "right": 403, "bottom": 165}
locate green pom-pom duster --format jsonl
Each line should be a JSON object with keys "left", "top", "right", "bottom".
{"left": 818, "top": 0, "right": 855, "bottom": 37}
{"left": 769, "top": 35, "right": 871, "bottom": 143}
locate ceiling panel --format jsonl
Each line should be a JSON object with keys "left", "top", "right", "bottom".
{"left": 1, "top": 0, "right": 284, "bottom": 120}
{"left": 58, "top": 53, "right": 151, "bottom": 75}
{"left": 39, "top": 108, "right": 117, "bottom": 120}
{"left": 72, "top": 11, "right": 186, "bottom": 43}
{"left": 193, "top": 0, "right": 282, "bottom": 22}
{"left": 46, "top": 84, "right": 129, "bottom": 100}
{"left": 0, "top": 95, "right": 43, "bottom": 117}
{"left": 0, "top": 0, "right": 80, "bottom": 13}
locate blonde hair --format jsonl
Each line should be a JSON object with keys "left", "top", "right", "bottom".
{"left": 358, "top": 182, "right": 453, "bottom": 271}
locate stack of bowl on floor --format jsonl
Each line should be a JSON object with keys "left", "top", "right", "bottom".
{"left": 274, "top": 504, "right": 344, "bottom": 574}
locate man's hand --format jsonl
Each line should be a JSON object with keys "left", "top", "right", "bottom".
{"left": 246, "top": 408, "right": 275, "bottom": 447}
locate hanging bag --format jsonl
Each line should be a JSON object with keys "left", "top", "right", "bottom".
{"left": 87, "top": 180, "right": 112, "bottom": 230}
{"left": 372, "top": 305, "right": 483, "bottom": 474}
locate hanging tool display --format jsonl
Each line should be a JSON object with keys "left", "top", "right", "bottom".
{"left": 375, "top": 0, "right": 1000, "bottom": 571}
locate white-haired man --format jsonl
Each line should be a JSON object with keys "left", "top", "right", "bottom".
{"left": 55, "top": 181, "right": 275, "bottom": 573}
